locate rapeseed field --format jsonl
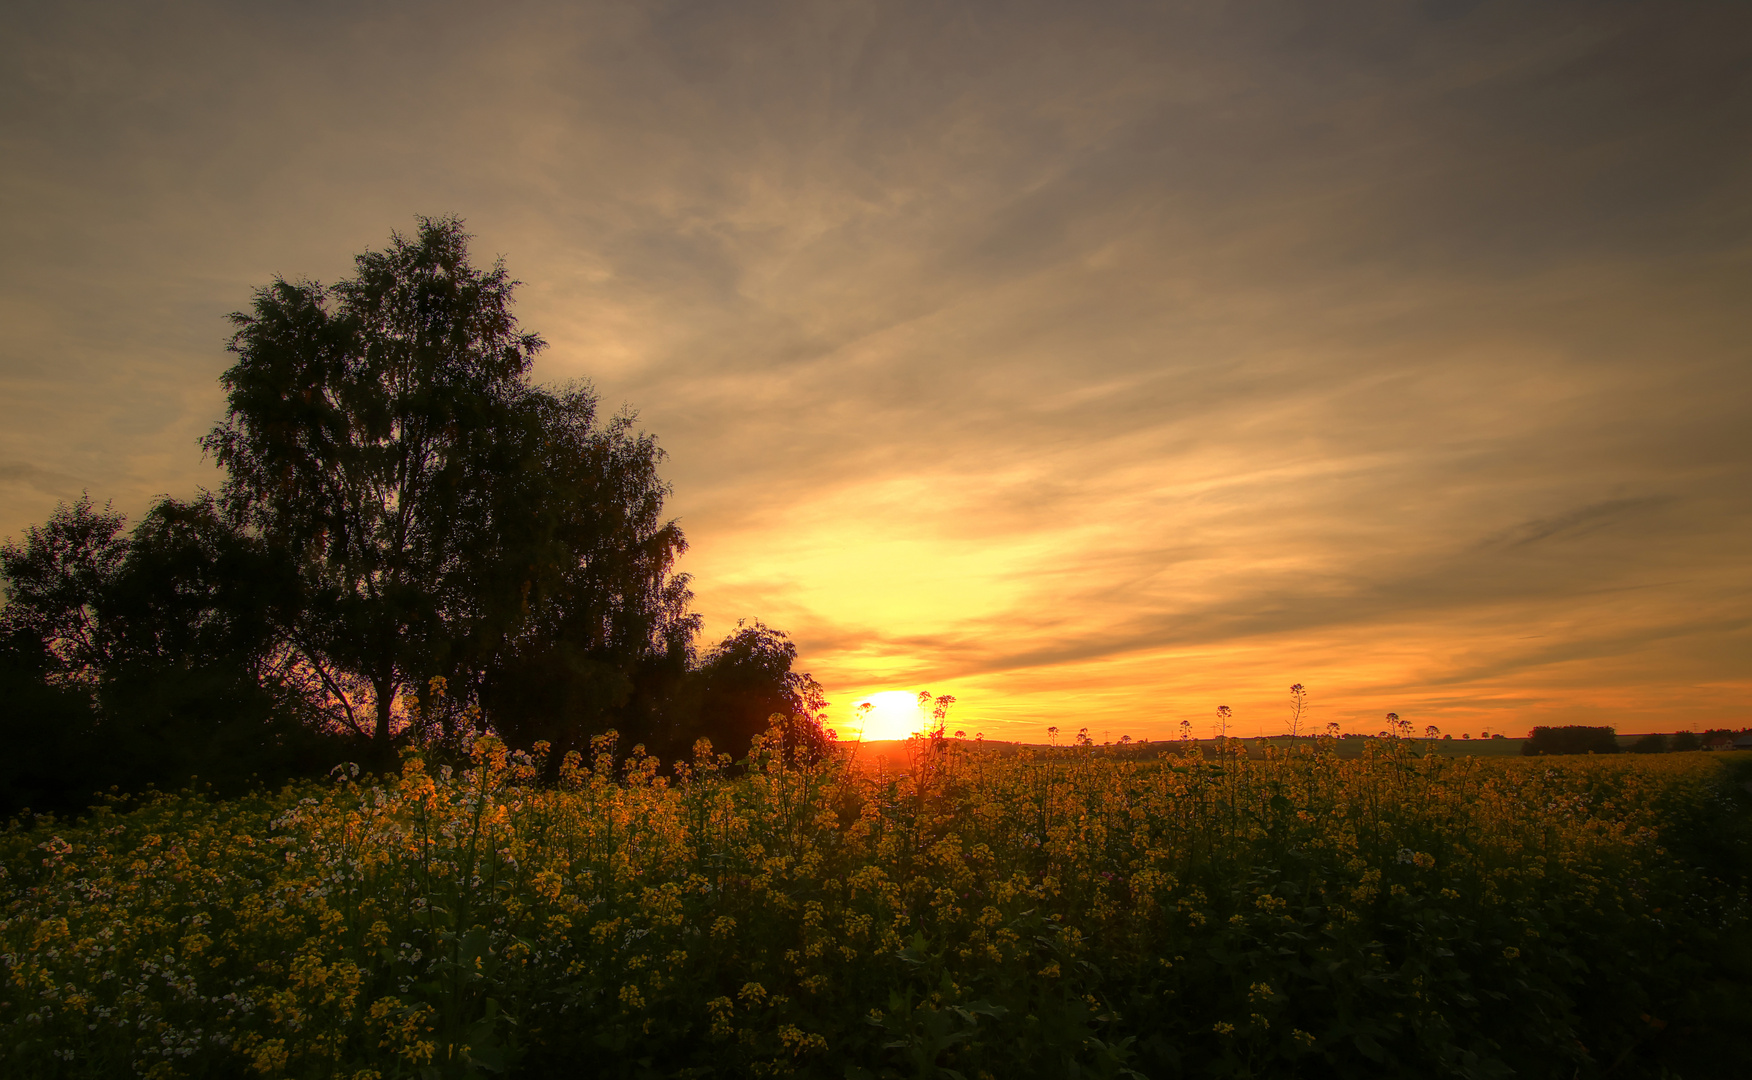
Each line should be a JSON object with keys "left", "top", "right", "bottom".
{"left": 4, "top": 730, "right": 1748, "bottom": 1078}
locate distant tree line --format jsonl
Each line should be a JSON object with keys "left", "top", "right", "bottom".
{"left": 1522, "top": 725, "right": 1714, "bottom": 756}
{"left": 1628, "top": 731, "right": 1703, "bottom": 754}
{"left": 1522, "top": 726, "right": 1622, "bottom": 756}
{"left": 0, "top": 218, "right": 823, "bottom": 816}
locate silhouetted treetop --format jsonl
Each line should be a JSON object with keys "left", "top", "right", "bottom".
{"left": 200, "top": 216, "right": 702, "bottom": 762}
{"left": 2, "top": 216, "right": 819, "bottom": 810}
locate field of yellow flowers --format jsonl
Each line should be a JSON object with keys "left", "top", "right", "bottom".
{"left": 4, "top": 730, "right": 1750, "bottom": 1079}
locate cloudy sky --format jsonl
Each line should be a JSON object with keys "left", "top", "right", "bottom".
{"left": 4, "top": 0, "right": 1749, "bottom": 739}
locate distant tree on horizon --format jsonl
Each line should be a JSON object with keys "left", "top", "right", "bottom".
{"left": 1522, "top": 725, "right": 1620, "bottom": 756}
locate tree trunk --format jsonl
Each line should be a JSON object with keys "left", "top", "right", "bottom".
{"left": 372, "top": 671, "right": 395, "bottom": 767}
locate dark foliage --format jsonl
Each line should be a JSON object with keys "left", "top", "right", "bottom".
{"left": 2, "top": 218, "right": 818, "bottom": 812}
{"left": 199, "top": 217, "right": 719, "bottom": 771}
{"left": 0, "top": 630, "right": 103, "bottom": 815}
{"left": 202, "top": 216, "right": 550, "bottom": 760}
{"left": 1669, "top": 730, "right": 1701, "bottom": 751}
{"left": 1629, "top": 733, "right": 1668, "bottom": 754}
{"left": 0, "top": 496, "right": 342, "bottom": 815}
{"left": 686, "top": 621, "right": 828, "bottom": 762}
{"left": 0, "top": 495, "right": 128, "bottom": 683}
{"left": 465, "top": 384, "right": 699, "bottom": 767}
{"left": 1522, "top": 725, "right": 1621, "bottom": 756}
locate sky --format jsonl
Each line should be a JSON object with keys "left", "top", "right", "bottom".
{"left": 3, "top": 0, "right": 1749, "bottom": 741}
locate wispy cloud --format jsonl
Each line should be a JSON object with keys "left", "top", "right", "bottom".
{"left": 2, "top": 0, "right": 1748, "bottom": 735}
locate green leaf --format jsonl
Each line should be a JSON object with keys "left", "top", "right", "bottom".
{"left": 1354, "top": 1033, "right": 1386, "bottom": 1062}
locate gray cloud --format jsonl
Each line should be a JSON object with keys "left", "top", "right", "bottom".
{"left": 0, "top": 461, "right": 88, "bottom": 498}
{"left": 2, "top": 0, "right": 1749, "bottom": 733}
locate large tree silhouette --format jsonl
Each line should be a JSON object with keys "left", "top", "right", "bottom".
{"left": 203, "top": 216, "right": 696, "bottom": 761}
{"left": 458, "top": 383, "right": 699, "bottom": 765}
{"left": 4, "top": 217, "right": 819, "bottom": 809}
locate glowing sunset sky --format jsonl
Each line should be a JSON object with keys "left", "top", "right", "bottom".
{"left": 3, "top": 2, "right": 1749, "bottom": 740}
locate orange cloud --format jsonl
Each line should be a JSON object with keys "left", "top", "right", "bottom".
{"left": 2, "top": 1, "right": 1748, "bottom": 738}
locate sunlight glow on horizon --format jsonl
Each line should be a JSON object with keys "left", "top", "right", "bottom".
{"left": 1, "top": 3, "right": 1746, "bottom": 744}
{"left": 838, "top": 691, "right": 930, "bottom": 742}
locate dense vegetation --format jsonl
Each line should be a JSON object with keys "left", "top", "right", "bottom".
{"left": 1522, "top": 727, "right": 1622, "bottom": 757}
{"left": 5, "top": 734, "right": 1748, "bottom": 1079}
{"left": 0, "top": 218, "right": 820, "bottom": 816}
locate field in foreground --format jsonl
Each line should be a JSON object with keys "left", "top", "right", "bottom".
{"left": 4, "top": 737, "right": 1750, "bottom": 1079}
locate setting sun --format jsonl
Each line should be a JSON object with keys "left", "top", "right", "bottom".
{"left": 843, "top": 690, "right": 928, "bottom": 742}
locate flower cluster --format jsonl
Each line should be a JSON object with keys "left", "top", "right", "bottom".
{"left": 2, "top": 730, "right": 1746, "bottom": 1077}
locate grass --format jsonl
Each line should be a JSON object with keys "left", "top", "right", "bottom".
{"left": 4, "top": 734, "right": 1749, "bottom": 1079}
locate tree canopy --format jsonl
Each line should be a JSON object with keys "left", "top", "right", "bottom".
{"left": 202, "top": 216, "right": 555, "bottom": 756}
{"left": 1, "top": 217, "right": 821, "bottom": 813}
{"left": 0, "top": 495, "right": 330, "bottom": 811}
